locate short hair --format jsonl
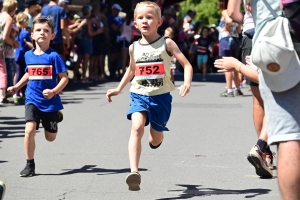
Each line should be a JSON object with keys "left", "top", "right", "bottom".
{"left": 15, "top": 12, "right": 29, "bottom": 26}
{"left": 25, "top": 0, "right": 38, "bottom": 8}
{"left": 2, "top": 0, "right": 17, "bottom": 13}
{"left": 32, "top": 16, "right": 54, "bottom": 33}
{"left": 246, "top": 0, "right": 251, "bottom": 6}
{"left": 134, "top": 1, "right": 161, "bottom": 20}
{"left": 165, "top": 27, "right": 174, "bottom": 38}
{"left": 92, "top": 3, "right": 100, "bottom": 14}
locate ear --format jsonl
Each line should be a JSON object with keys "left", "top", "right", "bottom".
{"left": 157, "top": 18, "right": 163, "bottom": 27}
{"left": 51, "top": 33, "right": 56, "bottom": 40}
{"left": 133, "top": 20, "right": 138, "bottom": 29}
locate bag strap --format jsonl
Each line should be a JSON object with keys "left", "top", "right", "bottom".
{"left": 261, "top": 0, "right": 279, "bottom": 18}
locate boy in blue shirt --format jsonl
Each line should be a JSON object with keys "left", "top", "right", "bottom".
{"left": 7, "top": 16, "right": 69, "bottom": 177}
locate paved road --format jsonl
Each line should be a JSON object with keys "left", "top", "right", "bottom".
{"left": 0, "top": 78, "right": 279, "bottom": 200}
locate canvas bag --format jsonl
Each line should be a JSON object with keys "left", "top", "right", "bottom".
{"left": 251, "top": 0, "right": 300, "bottom": 92}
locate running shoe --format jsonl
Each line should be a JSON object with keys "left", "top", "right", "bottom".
{"left": 0, "top": 180, "right": 6, "bottom": 200}
{"left": 57, "top": 111, "right": 63, "bottom": 123}
{"left": 20, "top": 163, "right": 35, "bottom": 177}
{"left": 220, "top": 90, "right": 234, "bottom": 97}
{"left": 126, "top": 171, "right": 141, "bottom": 191}
{"left": 235, "top": 89, "right": 244, "bottom": 96}
{"left": 266, "top": 152, "right": 276, "bottom": 170}
{"left": 247, "top": 145, "right": 273, "bottom": 178}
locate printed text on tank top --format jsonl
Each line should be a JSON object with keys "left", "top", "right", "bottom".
{"left": 28, "top": 64, "right": 53, "bottom": 80}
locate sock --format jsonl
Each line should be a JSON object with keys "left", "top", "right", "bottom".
{"left": 27, "top": 159, "right": 35, "bottom": 165}
{"left": 227, "top": 89, "right": 233, "bottom": 93}
{"left": 256, "top": 139, "right": 268, "bottom": 152}
{"left": 149, "top": 142, "right": 162, "bottom": 149}
{"left": 265, "top": 146, "right": 272, "bottom": 155}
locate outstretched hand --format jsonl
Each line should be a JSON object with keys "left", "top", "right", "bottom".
{"left": 214, "top": 57, "right": 240, "bottom": 73}
{"left": 178, "top": 85, "right": 190, "bottom": 97}
{"left": 106, "top": 88, "right": 120, "bottom": 102}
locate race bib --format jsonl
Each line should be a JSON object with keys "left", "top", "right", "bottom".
{"left": 28, "top": 65, "right": 53, "bottom": 80}
{"left": 197, "top": 46, "right": 207, "bottom": 53}
{"left": 135, "top": 62, "right": 165, "bottom": 80}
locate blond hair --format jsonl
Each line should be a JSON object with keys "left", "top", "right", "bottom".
{"left": 164, "top": 27, "right": 174, "bottom": 38}
{"left": 246, "top": 0, "right": 251, "bottom": 5}
{"left": 134, "top": 1, "right": 161, "bottom": 20}
{"left": 15, "top": 12, "right": 29, "bottom": 27}
{"left": 2, "top": 0, "right": 18, "bottom": 13}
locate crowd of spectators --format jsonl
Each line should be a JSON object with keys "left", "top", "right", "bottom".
{"left": 0, "top": 0, "right": 221, "bottom": 104}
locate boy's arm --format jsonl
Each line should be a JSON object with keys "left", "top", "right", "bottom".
{"left": 116, "top": 44, "right": 136, "bottom": 92}
{"left": 14, "top": 73, "right": 29, "bottom": 90}
{"left": 106, "top": 44, "right": 135, "bottom": 102}
{"left": 54, "top": 72, "right": 69, "bottom": 93}
{"left": 166, "top": 38, "right": 192, "bottom": 96}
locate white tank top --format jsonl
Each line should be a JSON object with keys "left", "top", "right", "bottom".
{"left": 130, "top": 36, "right": 175, "bottom": 96}
{"left": 243, "top": 0, "right": 255, "bottom": 33}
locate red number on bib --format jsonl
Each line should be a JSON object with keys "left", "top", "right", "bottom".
{"left": 28, "top": 65, "right": 53, "bottom": 80}
{"left": 135, "top": 62, "right": 164, "bottom": 80}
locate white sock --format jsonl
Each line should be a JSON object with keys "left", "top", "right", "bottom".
{"left": 227, "top": 89, "right": 233, "bottom": 93}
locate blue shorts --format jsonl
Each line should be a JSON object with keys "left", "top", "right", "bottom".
{"left": 219, "top": 36, "right": 240, "bottom": 58}
{"left": 197, "top": 54, "right": 208, "bottom": 66}
{"left": 127, "top": 92, "right": 172, "bottom": 132}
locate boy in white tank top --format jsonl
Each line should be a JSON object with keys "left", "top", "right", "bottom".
{"left": 106, "top": 1, "right": 193, "bottom": 191}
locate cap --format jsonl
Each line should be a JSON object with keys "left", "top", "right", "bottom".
{"left": 251, "top": 17, "right": 300, "bottom": 92}
{"left": 210, "top": 24, "right": 216, "bottom": 28}
{"left": 112, "top": 3, "right": 122, "bottom": 11}
{"left": 25, "top": 0, "right": 38, "bottom": 7}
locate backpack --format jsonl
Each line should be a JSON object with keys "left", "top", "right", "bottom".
{"left": 251, "top": 0, "right": 300, "bottom": 92}
{"left": 281, "top": 0, "right": 300, "bottom": 42}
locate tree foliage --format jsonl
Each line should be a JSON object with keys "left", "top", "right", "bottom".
{"left": 179, "top": 0, "right": 221, "bottom": 26}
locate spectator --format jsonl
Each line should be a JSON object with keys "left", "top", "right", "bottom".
{"left": 58, "top": 0, "right": 68, "bottom": 10}
{"left": 89, "top": 4, "right": 104, "bottom": 80}
{"left": 97, "top": 3, "right": 109, "bottom": 79}
{"left": 173, "top": 4, "right": 181, "bottom": 21}
{"left": 158, "top": 8, "right": 175, "bottom": 35}
{"left": 0, "top": 0, "right": 18, "bottom": 104}
{"left": 41, "top": 0, "right": 70, "bottom": 55}
{"left": 24, "top": 0, "right": 38, "bottom": 30}
{"left": 107, "top": 4, "right": 123, "bottom": 79}
{"left": 5, "top": 24, "right": 18, "bottom": 89}
{"left": 70, "top": 5, "right": 103, "bottom": 83}
{"left": 119, "top": 11, "right": 134, "bottom": 77}
{"left": 15, "top": 12, "right": 32, "bottom": 104}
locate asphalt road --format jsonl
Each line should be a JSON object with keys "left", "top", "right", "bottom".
{"left": 0, "top": 78, "right": 280, "bottom": 200}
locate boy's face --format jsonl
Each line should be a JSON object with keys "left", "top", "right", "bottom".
{"left": 31, "top": 22, "right": 55, "bottom": 45}
{"left": 134, "top": 5, "right": 162, "bottom": 36}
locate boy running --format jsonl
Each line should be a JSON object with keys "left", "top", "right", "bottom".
{"left": 7, "top": 16, "right": 69, "bottom": 177}
{"left": 106, "top": 1, "right": 193, "bottom": 191}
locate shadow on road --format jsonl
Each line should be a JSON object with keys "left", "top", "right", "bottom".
{"left": 0, "top": 161, "right": 8, "bottom": 164}
{"left": 0, "top": 117, "right": 25, "bottom": 139}
{"left": 157, "top": 184, "right": 271, "bottom": 199}
{"left": 39, "top": 165, "right": 148, "bottom": 176}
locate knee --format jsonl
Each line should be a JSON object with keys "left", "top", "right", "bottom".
{"left": 131, "top": 124, "right": 144, "bottom": 138}
{"left": 45, "top": 133, "right": 56, "bottom": 142}
{"left": 25, "top": 127, "right": 36, "bottom": 139}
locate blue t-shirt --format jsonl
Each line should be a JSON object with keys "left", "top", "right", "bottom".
{"left": 107, "top": 15, "right": 123, "bottom": 39}
{"left": 25, "top": 48, "right": 66, "bottom": 112}
{"left": 15, "top": 29, "right": 31, "bottom": 62}
{"left": 196, "top": 37, "right": 212, "bottom": 55}
{"left": 41, "top": 5, "right": 66, "bottom": 44}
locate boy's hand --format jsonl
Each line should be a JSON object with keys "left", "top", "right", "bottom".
{"left": 178, "top": 85, "right": 190, "bottom": 97}
{"left": 7, "top": 86, "right": 18, "bottom": 95}
{"left": 43, "top": 89, "right": 55, "bottom": 100}
{"left": 106, "top": 88, "right": 120, "bottom": 102}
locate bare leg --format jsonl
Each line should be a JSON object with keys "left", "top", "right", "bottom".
{"left": 44, "top": 130, "right": 57, "bottom": 142}
{"left": 278, "top": 141, "right": 300, "bottom": 200}
{"left": 203, "top": 63, "right": 207, "bottom": 77}
{"left": 251, "top": 86, "right": 264, "bottom": 137}
{"left": 128, "top": 112, "right": 147, "bottom": 172}
{"left": 24, "top": 121, "right": 37, "bottom": 160}
{"left": 259, "top": 117, "right": 268, "bottom": 141}
{"left": 225, "top": 72, "right": 233, "bottom": 89}
{"left": 233, "top": 71, "right": 241, "bottom": 88}
{"left": 149, "top": 126, "right": 164, "bottom": 146}
{"left": 82, "top": 54, "right": 90, "bottom": 79}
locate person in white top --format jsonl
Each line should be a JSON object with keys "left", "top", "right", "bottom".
{"left": 119, "top": 11, "right": 134, "bottom": 77}
{"left": 226, "top": 0, "right": 274, "bottom": 179}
